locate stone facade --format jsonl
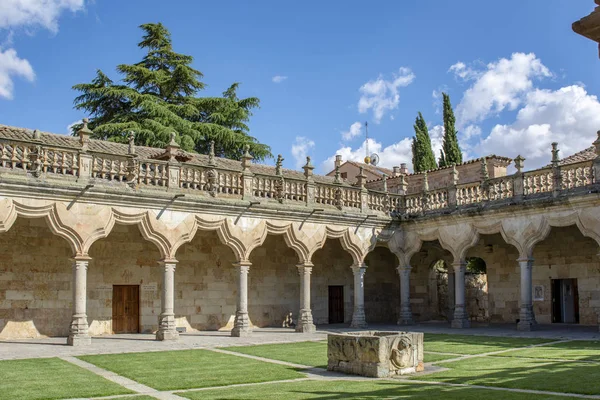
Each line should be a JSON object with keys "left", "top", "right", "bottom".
{"left": 0, "top": 123, "right": 599, "bottom": 344}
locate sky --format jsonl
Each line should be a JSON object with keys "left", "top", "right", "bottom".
{"left": 0, "top": 0, "right": 599, "bottom": 174}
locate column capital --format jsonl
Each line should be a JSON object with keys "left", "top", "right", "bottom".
{"left": 351, "top": 263, "right": 367, "bottom": 273}
{"left": 158, "top": 259, "right": 178, "bottom": 271}
{"left": 296, "top": 261, "right": 314, "bottom": 268}
{"left": 296, "top": 264, "right": 313, "bottom": 275}
{"left": 396, "top": 264, "right": 412, "bottom": 273}
{"left": 72, "top": 255, "right": 92, "bottom": 262}
{"left": 517, "top": 257, "right": 534, "bottom": 264}
{"left": 233, "top": 261, "right": 252, "bottom": 272}
{"left": 452, "top": 261, "right": 466, "bottom": 273}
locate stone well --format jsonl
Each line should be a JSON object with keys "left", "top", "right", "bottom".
{"left": 327, "top": 331, "right": 424, "bottom": 378}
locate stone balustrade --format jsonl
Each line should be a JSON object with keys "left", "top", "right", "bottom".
{"left": 0, "top": 128, "right": 599, "bottom": 219}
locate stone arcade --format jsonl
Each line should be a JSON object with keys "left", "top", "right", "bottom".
{"left": 0, "top": 120, "right": 599, "bottom": 346}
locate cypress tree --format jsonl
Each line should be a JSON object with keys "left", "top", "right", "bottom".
{"left": 72, "top": 23, "right": 271, "bottom": 161}
{"left": 411, "top": 112, "right": 437, "bottom": 173}
{"left": 439, "top": 92, "right": 462, "bottom": 167}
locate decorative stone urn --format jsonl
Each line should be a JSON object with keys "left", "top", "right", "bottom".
{"left": 327, "top": 331, "right": 424, "bottom": 378}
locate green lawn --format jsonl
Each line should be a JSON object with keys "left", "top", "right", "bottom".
{"left": 423, "top": 352, "right": 460, "bottom": 362}
{"left": 78, "top": 349, "right": 303, "bottom": 391}
{"left": 424, "top": 334, "right": 554, "bottom": 355}
{"left": 179, "top": 380, "right": 570, "bottom": 400}
{"left": 225, "top": 341, "right": 328, "bottom": 368}
{"left": 0, "top": 357, "right": 132, "bottom": 400}
{"left": 414, "top": 355, "right": 600, "bottom": 395}
{"left": 495, "top": 340, "right": 600, "bottom": 362}
{"left": 225, "top": 341, "right": 460, "bottom": 368}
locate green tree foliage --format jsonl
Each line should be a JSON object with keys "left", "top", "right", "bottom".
{"left": 466, "top": 257, "right": 487, "bottom": 274}
{"left": 438, "top": 92, "right": 462, "bottom": 167}
{"left": 72, "top": 23, "right": 271, "bottom": 161}
{"left": 411, "top": 112, "right": 437, "bottom": 173}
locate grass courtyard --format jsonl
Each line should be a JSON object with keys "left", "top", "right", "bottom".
{"left": 1, "top": 333, "right": 599, "bottom": 399}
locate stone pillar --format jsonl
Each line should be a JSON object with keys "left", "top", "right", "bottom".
{"left": 296, "top": 263, "right": 316, "bottom": 333}
{"left": 397, "top": 265, "right": 413, "bottom": 325}
{"left": 68, "top": 256, "right": 91, "bottom": 346}
{"left": 451, "top": 261, "right": 470, "bottom": 328}
{"left": 157, "top": 260, "right": 179, "bottom": 341}
{"left": 447, "top": 270, "right": 456, "bottom": 320}
{"left": 350, "top": 263, "right": 368, "bottom": 328}
{"left": 517, "top": 258, "right": 536, "bottom": 331}
{"left": 232, "top": 261, "right": 252, "bottom": 337}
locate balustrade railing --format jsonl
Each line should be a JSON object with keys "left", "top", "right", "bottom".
{"left": 0, "top": 136, "right": 598, "bottom": 217}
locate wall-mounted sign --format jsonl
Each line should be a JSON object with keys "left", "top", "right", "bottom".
{"left": 534, "top": 285, "right": 544, "bottom": 301}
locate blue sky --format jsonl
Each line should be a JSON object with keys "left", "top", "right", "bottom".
{"left": 0, "top": 1, "right": 598, "bottom": 173}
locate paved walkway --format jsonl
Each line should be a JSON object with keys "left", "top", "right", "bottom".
{"left": 0, "top": 322, "right": 598, "bottom": 361}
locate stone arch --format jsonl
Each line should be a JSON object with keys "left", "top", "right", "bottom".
{"left": 363, "top": 244, "right": 400, "bottom": 323}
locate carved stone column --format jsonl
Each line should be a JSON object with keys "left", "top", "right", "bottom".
{"left": 517, "top": 258, "right": 537, "bottom": 331}
{"left": 232, "top": 261, "right": 252, "bottom": 337}
{"left": 296, "top": 263, "right": 316, "bottom": 333}
{"left": 157, "top": 260, "right": 179, "bottom": 341}
{"left": 451, "top": 261, "right": 470, "bottom": 328}
{"left": 350, "top": 263, "right": 368, "bottom": 328}
{"left": 68, "top": 256, "right": 91, "bottom": 346}
{"left": 397, "top": 265, "right": 413, "bottom": 325}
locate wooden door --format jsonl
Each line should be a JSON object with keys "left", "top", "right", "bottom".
{"left": 112, "top": 285, "right": 139, "bottom": 333}
{"left": 328, "top": 285, "right": 344, "bottom": 324}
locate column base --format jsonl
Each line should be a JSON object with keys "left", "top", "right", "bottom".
{"left": 451, "top": 318, "right": 470, "bottom": 329}
{"left": 516, "top": 321, "right": 537, "bottom": 331}
{"left": 350, "top": 310, "right": 368, "bottom": 329}
{"left": 397, "top": 317, "right": 414, "bottom": 325}
{"left": 295, "top": 323, "right": 316, "bottom": 333}
{"left": 67, "top": 334, "right": 91, "bottom": 346}
{"left": 232, "top": 311, "right": 251, "bottom": 337}
{"left": 231, "top": 327, "right": 252, "bottom": 337}
{"left": 156, "top": 330, "right": 179, "bottom": 341}
{"left": 451, "top": 307, "right": 470, "bottom": 328}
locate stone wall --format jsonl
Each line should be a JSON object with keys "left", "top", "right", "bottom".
{"left": 88, "top": 223, "right": 163, "bottom": 335}
{"left": 364, "top": 247, "right": 399, "bottom": 323}
{"left": 248, "top": 235, "right": 300, "bottom": 328}
{"left": 311, "top": 239, "right": 354, "bottom": 324}
{"left": 175, "top": 230, "right": 237, "bottom": 331}
{"left": 0, "top": 218, "right": 72, "bottom": 339}
{"left": 532, "top": 225, "right": 600, "bottom": 325}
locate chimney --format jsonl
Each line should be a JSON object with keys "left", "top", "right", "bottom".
{"left": 400, "top": 163, "right": 409, "bottom": 175}
{"left": 392, "top": 166, "right": 401, "bottom": 177}
{"left": 334, "top": 154, "right": 342, "bottom": 169}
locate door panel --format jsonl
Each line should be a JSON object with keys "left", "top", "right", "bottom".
{"left": 328, "top": 286, "right": 344, "bottom": 324}
{"left": 112, "top": 285, "right": 139, "bottom": 333}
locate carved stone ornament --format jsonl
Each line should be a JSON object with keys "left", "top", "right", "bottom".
{"left": 390, "top": 336, "right": 413, "bottom": 369}
{"left": 274, "top": 175, "right": 285, "bottom": 203}
{"left": 334, "top": 187, "right": 344, "bottom": 210}
{"left": 206, "top": 168, "right": 218, "bottom": 197}
{"left": 125, "top": 159, "right": 139, "bottom": 188}
{"left": 275, "top": 154, "right": 284, "bottom": 176}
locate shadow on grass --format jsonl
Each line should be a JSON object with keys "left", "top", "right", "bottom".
{"left": 418, "top": 356, "right": 600, "bottom": 395}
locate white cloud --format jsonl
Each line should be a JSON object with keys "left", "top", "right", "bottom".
{"left": 476, "top": 85, "right": 600, "bottom": 169}
{"left": 341, "top": 121, "right": 362, "bottom": 141}
{"left": 451, "top": 53, "right": 552, "bottom": 127}
{"left": 0, "top": 48, "right": 34, "bottom": 99}
{"left": 0, "top": 0, "right": 85, "bottom": 33}
{"left": 66, "top": 119, "right": 82, "bottom": 134}
{"left": 291, "top": 136, "right": 315, "bottom": 169}
{"left": 0, "top": 0, "right": 85, "bottom": 100}
{"left": 272, "top": 75, "right": 287, "bottom": 83}
{"left": 358, "top": 67, "right": 415, "bottom": 123}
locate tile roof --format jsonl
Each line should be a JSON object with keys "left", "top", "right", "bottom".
{"left": 0, "top": 124, "right": 338, "bottom": 184}
{"left": 555, "top": 146, "right": 596, "bottom": 166}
